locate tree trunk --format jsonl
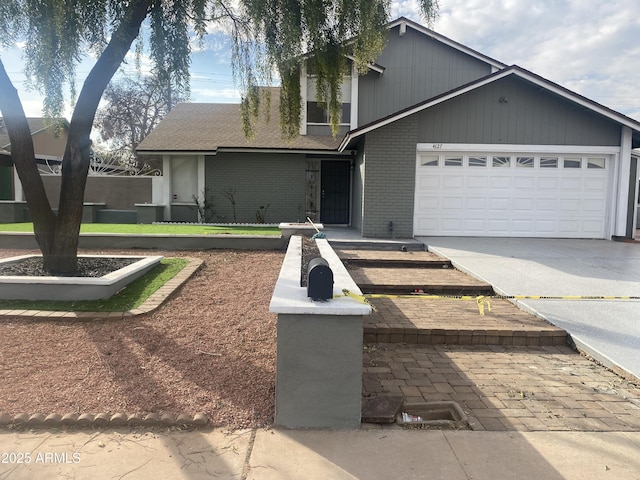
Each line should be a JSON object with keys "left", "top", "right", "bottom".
{"left": 1, "top": 0, "right": 153, "bottom": 274}
{"left": 0, "top": 62, "right": 57, "bottom": 257}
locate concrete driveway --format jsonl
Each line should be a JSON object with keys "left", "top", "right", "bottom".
{"left": 419, "top": 237, "right": 640, "bottom": 380}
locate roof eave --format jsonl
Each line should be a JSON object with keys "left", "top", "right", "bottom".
{"left": 137, "top": 146, "right": 344, "bottom": 156}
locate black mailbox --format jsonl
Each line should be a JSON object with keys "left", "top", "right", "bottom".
{"left": 307, "top": 257, "right": 333, "bottom": 301}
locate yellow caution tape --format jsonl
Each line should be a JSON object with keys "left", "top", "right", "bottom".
{"left": 337, "top": 290, "right": 638, "bottom": 316}
{"left": 501, "top": 295, "right": 639, "bottom": 300}
{"left": 335, "top": 289, "right": 378, "bottom": 312}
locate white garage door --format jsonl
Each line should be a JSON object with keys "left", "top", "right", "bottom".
{"left": 413, "top": 151, "right": 611, "bottom": 238}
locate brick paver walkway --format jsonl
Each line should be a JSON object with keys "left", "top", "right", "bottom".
{"left": 365, "top": 297, "right": 566, "bottom": 346}
{"left": 340, "top": 246, "right": 640, "bottom": 432}
{"left": 364, "top": 343, "right": 640, "bottom": 432}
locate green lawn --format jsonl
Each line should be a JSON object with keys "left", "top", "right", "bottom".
{"left": 0, "top": 223, "right": 281, "bottom": 236}
{"left": 0, "top": 258, "right": 189, "bottom": 312}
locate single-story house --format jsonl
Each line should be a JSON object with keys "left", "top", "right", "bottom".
{"left": 0, "top": 117, "right": 68, "bottom": 201}
{"left": 137, "top": 17, "right": 640, "bottom": 239}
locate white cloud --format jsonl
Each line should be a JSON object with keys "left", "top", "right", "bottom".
{"left": 430, "top": 0, "right": 640, "bottom": 119}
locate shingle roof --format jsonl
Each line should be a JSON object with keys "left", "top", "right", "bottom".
{"left": 0, "top": 118, "right": 67, "bottom": 149}
{"left": 137, "top": 90, "right": 341, "bottom": 153}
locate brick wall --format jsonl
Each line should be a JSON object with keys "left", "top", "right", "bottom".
{"left": 361, "top": 116, "right": 417, "bottom": 238}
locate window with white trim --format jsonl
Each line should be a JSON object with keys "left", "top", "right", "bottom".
{"left": 516, "top": 156, "right": 534, "bottom": 168}
{"left": 420, "top": 155, "right": 439, "bottom": 167}
{"left": 587, "top": 157, "right": 606, "bottom": 169}
{"left": 468, "top": 156, "right": 487, "bottom": 167}
{"left": 564, "top": 157, "right": 582, "bottom": 168}
{"left": 540, "top": 157, "right": 558, "bottom": 168}
{"left": 444, "top": 156, "right": 463, "bottom": 166}
{"left": 306, "top": 69, "right": 351, "bottom": 125}
{"left": 492, "top": 156, "right": 510, "bottom": 167}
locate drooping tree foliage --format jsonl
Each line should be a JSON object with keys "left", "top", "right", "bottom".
{"left": 0, "top": 0, "right": 438, "bottom": 273}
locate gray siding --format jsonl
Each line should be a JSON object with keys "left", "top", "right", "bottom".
{"left": 306, "top": 125, "right": 350, "bottom": 137}
{"left": 358, "top": 25, "right": 493, "bottom": 126}
{"left": 205, "top": 152, "right": 306, "bottom": 223}
{"left": 361, "top": 116, "right": 417, "bottom": 238}
{"left": 416, "top": 76, "right": 621, "bottom": 145}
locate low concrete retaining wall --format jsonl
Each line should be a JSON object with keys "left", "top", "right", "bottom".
{"left": 0, "top": 255, "right": 162, "bottom": 301}
{"left": 270, "top": 236, "right": 371, "bottom": 428}
{"left": 0, "top": 233, "right": 287, "bottom": 251}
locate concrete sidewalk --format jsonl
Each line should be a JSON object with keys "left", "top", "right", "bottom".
{"left": 1, "top": 427, "right": 640, "bottom": 479}
{"left": 421, "top": 237, "right": 640, "bottom": 381}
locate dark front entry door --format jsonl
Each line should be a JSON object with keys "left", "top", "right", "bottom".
{"left": 320, "top": 160, "right": 350, "bottom": 224}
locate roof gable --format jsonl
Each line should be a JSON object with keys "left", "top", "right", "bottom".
{"left": 387, "top": 17, "right": 506, "bottom": 71}
{"left": 0, "top": 118, "right": 68, "bottom": 150}
{"left": 340, "top": 65, "right": 640, "bottom": 151}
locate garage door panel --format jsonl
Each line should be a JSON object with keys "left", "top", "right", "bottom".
{"left": 535, "top": 220, "right": 557, "bottom": 233}
{"left": 536, "top": 198, "right": 557, "bottom": 211}
{"left": 489, "top": 198, "right": 511, "bottom": 210}
{"left": 582, "top": 199, "right": 604, "bottom": 213}
{"left": 441, "top": 218, "right": 464, "bottom": 231}
{"left": 514, "top": 177, "right": 536, "bottom": 189}
{"left": 419, "top": 176, "right": 439, "bottom": 188}
{"left": 466, "top": 197, "right": 487, "bottom": 209}
{"left": 443, "top": 176, "right": 464, "bottom": 188}
{"left": 559, "top": 199, "right": 581, "bottom": 212}
{"left": 584, "top": 178, "right": 607, "bottom": 191}
{"left": 558, "top": 221, "right": 580, "bottom": 234}
{"left": 417, "top": 217, "right": 438, "bottom": 231}
{"left": 464, "top": 219, "right": 486, "bottom": 232}
{"left": 561, "top": 178, "right": 582, "bottom": 190}
{"left": 487, "top": 219, "right": 509, "bottom": 232}
{"left": 490, "top": 177, "right": 511, "bottom": 188}
{"left": 513, "top": 198, "right": 534, "bottom": 210}
{"left": 414, "top": 150, "right": 610, "bottom": 238}
{"left": 467, "top": 177, "right": 488, "bottom": 188}
{"left": 442, "top": 197, "right": 464, "bottom": 209}
{"left": 582, "top": 220, "right": 605, "bottom": 234}
{"left": 417, "top": 196, "right": 439, "bottom": 209}
{"left": 537, "top": 178, "right": 559, "bottom": 189}
{"left": 512, "top": 220, "right": 534, "bottom": 232}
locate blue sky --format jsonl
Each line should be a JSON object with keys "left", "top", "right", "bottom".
{"left": 3, "top": 0, "right": 640, "bottom": 121}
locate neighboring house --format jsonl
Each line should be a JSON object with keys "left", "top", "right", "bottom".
{"left": 0, "top": 117, "right": 68, "bottom": 201}
{"left": 137, "top": 17, "right": 640, "bottom": 239}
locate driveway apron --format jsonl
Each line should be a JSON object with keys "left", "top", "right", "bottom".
{"left": 419, "top": 237, "right": 640, "bottom": 380}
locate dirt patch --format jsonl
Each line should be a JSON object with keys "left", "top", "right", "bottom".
{"left": 0, "top": 248, "right": 284, "bottom": 429}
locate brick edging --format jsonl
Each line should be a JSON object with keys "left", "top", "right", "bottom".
{"left": 0, "top": 258, "right": 204, "bottom": 319}
{"left": 0, "top": 412, "right": 209, "bottom": 429}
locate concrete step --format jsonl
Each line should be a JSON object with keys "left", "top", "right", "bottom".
{"left": 363, "top": 297, "right": 568, "bottom": 347}
{"left": 348, "top": 266, "right": 494, "bottom": 296}
{"left": 336, "top": 249, "right": 452, "bottom": 268}
{"left": 328, "top": 239, "right": 425, "bottom": 251}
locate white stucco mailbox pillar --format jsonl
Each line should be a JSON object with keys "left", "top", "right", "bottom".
{"left": 269, "top": 236, "right": 371, "bottom": 428}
